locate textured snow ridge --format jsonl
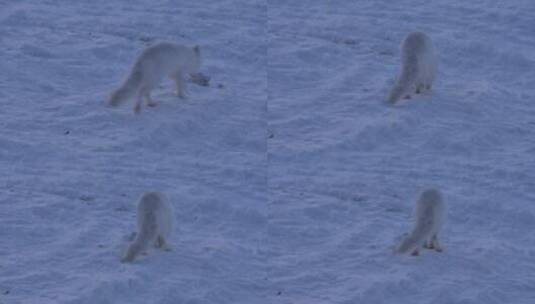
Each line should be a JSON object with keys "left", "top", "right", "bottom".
{"left": 1, "top": 0, "right": 535, "bottom": 303}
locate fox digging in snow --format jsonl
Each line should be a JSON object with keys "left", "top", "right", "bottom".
{"left": 109, "top": 42, "right": 203, "bottom": 113}
{"left": 386, "top": 32, "right": 437, "bottom": 104}
{"left": 395, "top": 189, "right": 446, "bottom": 256}
{"left": 121, "top": 192, "right": 174, "bottom": 263}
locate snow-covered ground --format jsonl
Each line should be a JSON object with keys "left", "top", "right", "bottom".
{"left": 1, "top": 0, "right": 535, "bottom": 303}
{"left": 1, "top": 1, "right": 266, "bottom": 303}
{"left": 268, "top": 1, "right": 535, "bottom": 303}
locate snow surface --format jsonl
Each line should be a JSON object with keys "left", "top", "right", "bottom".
{"left": 1, "top": 0, "right": 535, "bottom": 303}
{"left": 1, "top": 1, "right": 266, "bottom": 303}
{"left": 268, "top": 1, "right": 535, "bottom": 303}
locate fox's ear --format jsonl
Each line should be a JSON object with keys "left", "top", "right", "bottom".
{"left": 193, "top": 45, "right": 200, "bottom": 55}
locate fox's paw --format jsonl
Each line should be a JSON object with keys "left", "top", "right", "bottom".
{"left": 147, "top": 101, "right": 159, "bottom": 107}
{"left": 423, "top": 242, "right": 435, "bottom": 250}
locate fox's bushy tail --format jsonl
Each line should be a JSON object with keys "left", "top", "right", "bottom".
{"left": 121, "top": 208, "right": 158, "bottom": 263}
{"left": 109, "top": 68, "right": 143, "bottom": 107}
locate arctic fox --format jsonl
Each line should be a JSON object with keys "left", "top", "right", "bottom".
{"left": 386, "top": 32, "right": 437, "bottom": 104}
{"left": 109, "top": 42, "right": 202, "bottom": 113}
{"left": 121, "top": 192, "right": 174, "bottom": 263}
{"left": 395, "top": 189, "right": 446, "bottom": 256}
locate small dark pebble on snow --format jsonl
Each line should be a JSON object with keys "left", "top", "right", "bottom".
{"left": 79, "top": 195, "right": 95, "bottom": 202}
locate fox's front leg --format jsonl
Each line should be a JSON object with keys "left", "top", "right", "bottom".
{"left": 174, "top": 72, "right": 186, "bottom": 99}
{"left": 415, "top": 84, "right": 425, "bottom": 94}
{"left": 155, "top": 235, "right": 172, "bottom": 251}
{"left": 144, "top": 90, "right": 158, "bottom": 107}
{"left": 134, "top": 90, "right": 144, "bottom": 114}
{"left": 431, "top": 234, "right": 442, "bottom": 252}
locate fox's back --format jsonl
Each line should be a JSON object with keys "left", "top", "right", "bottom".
{"left": 135, "top": 42, "right": 198, "bottom": 78}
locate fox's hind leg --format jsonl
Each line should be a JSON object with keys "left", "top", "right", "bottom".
{"left": 155, "top": 235, "right": 166, "bottom": 248}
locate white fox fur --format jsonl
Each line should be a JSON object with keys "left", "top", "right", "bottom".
{"left": 109, "top": 42, "right": 202, "bottom": 113}
{"left": 121, "top": 192, "right": 174, "bottom": 263}
{"left": 395, "top": 189, "right": 445, "bottom": 256}
{"left": 387, "top": 32, "right": 437, "bottom": 104}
